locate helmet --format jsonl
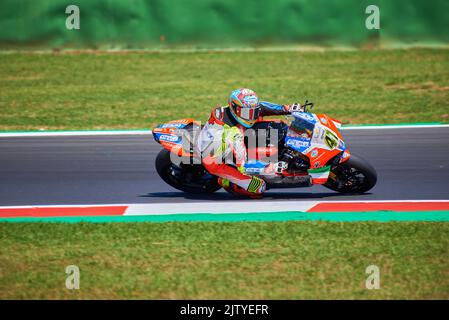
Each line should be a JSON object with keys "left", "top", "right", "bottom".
{"left": 228, "top": 88, "right": 260, "bottom": 128}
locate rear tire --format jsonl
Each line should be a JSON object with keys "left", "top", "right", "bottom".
{"left": 155, "top": 149, "right": 222, "bottom": 194}
{"left": 324, "top": 154, "right": 377, "bottom": 194}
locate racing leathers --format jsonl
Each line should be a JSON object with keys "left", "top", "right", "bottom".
{"left": 198, "top": 101, "right": 295, "bottom": 198}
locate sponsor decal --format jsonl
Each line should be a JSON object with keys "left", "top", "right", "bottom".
{"left": 286, "top": 138, "right": 309, "bottom": 149}
{"left": 313, "top": 127, "right": 325, "bottom": 140}
{"left": 286, "top": 130, "right": 301, "bottom": 138}
{"left": 324, "top": 130, "right": 339, "bottom": 149}
{"left": 245, "top": 166, "right": 265, "bottom": 173}
{"left": 159, "top": 134, "right": 179, "bottom": 142}
{"left": 308, "top": 165, "right": 331, "bottom": 184}
{"left": 320, "top": 117, "right": 328, "bottom": 124}
{"left": 311, "top": 149, "right": 318, "bottom": 158}
{"left": 287, "top": 130, "right": 311, "bottom": 140}
{"left": 314, "top": 161, "right": 321, "bottom": 168}
{"left": 168, "top": 119, "right": 191, "bottom": 125}
{"left": 320, "top": 130, "right": 325, "bottom": 140}
{"left": 161, "top": 123, "right": 186, "bottom": 129}
{"left": 295, "top": 112, "right": 315, "bottom": 122}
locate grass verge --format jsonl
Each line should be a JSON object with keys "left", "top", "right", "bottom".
{"left": 1, "top": 221, "right": 448, "bottom": 299}
{"left": 0, "top": 48, "right": 448, "bottom": 130}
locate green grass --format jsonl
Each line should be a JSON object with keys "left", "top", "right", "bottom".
{"left": 1, "top": 221, "right": 448, "bottom": 299}
{"left": 0, "top": 48, "right": 448, "bottom": 130}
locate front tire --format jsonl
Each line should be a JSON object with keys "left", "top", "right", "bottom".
{"left": 324, "top": 154, "right": 377, "bottom": 194}
{"left": 155, "top": 149, "right": 222, "bottom": 194}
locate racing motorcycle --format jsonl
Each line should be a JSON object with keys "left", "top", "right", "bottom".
{"left": 152, "top": 102, "right": 377, "bottom": 195}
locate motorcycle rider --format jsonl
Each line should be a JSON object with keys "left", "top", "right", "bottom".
{"left": 198, "top": 88, "right": 304, "bottom": 198}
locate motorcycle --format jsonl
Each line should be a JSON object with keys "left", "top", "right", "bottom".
{"left": 152, "top": 101, "right": 377, "bottom": 195}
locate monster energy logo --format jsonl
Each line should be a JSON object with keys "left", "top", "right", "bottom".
{"left": 247, "top": 177, "right": 264, "bottom": 193}
{"left": 324, "top": 130, "right": 339, "bottom": 150}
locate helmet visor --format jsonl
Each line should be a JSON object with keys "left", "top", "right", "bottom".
{"left": 235, "top": 105, "right": 261, "bottom": 122}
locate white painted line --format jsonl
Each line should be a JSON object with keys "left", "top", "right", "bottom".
{"left": 0, "top": 124, "right": 448, "bottom": 137}
{"left": 0, "top": 130, "right": 153, "bottom": 137}
{"left": 0, "top": 204, "right": 131, "bottom": 209}
{"left": 123, "top": 199, "right": 448, "bottom": 216}
{"left": 1, "top": 200, "right": 448, "bottom": 214}
{"left": 123, "top": 200, "right": 318, "bottom": 215}
{"left": 1, "top": 199, "right": 448, "bottom": 210}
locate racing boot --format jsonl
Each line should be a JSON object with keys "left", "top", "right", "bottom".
{"left": 218, "top": 176, "right": 266, "bottom": 199}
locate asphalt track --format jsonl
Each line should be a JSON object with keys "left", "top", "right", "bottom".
{"left": 1, "top": 127, "right": 448, "bottom": 206}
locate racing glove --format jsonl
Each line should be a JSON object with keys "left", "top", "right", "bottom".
{"left": 288, "top": 103, "right": 306, "bottom": 113}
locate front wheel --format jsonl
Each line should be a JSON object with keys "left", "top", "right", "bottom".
{"left": 155, "top": 149, "right": 222, "bottom": 194}
{"left": 324, "top": 154, "right": 377, "bottom": 194}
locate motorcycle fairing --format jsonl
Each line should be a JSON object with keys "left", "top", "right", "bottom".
{"left": 285, "top": 113, "right": 350, "bottom": 170}
{"left": 152, "top": 118, "right": 198, "bottom": 156}
{"left": 283, "top": 112, "right": 315, "bottom": 153}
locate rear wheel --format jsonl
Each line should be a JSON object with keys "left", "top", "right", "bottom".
{"left": 324, "top": 154, "right": 377, "bottom": 194}
{"left": 155, "top": 149, "right": 222, "bottom": 193}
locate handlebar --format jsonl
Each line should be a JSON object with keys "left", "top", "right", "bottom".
{"left": 302, "top": 100, "right": 314, "bottom": 112}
